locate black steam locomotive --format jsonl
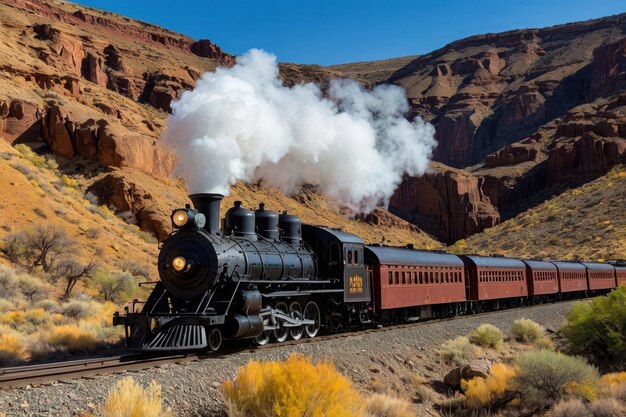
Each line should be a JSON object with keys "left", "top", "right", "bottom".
{"left": 113, "top": 194, "right": 371, "bottom": 351}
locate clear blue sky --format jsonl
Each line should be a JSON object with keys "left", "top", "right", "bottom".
{"left": 73, "top": 0, "right": 625, "bottom": 65}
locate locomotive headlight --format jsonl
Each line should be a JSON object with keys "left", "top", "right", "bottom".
{"left": 172, "top": 210, "right": 189, "bottom": 227}
{"left": 172, "top": 256, "right": 188, "bottom": 272}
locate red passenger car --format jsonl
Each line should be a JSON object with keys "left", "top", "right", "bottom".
{"left": 583, "top": 262, "right": 617, "bottom": 292}
{"left": 523, "top": 260, "right": 558, "bottom": 299}
{"left": 616, "top": 265, "right": 626, "bottom": 287}
{"left": 365, "top": 246, "right": 466, "bottom": 318}
{"left": 460, "top": 256, "right": 528, "bottom": 304}
{"left": 552, "top": 261, "right": 587, "bottom": 294}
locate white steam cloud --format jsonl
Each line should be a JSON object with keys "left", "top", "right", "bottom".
{"left": 162, "top": 49, "right": 436, "bottom": 211}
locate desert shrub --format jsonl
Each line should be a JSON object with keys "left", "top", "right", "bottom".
{"left": 511, "top": 318, "right": 546, "bottom": 344}
{"left": 85, "top": 227, "right": 101, "bottom": 239}
{"left": 550, "top": 399, "right": 589, "bottom": 417}
{"left": 117, "top": 210, "right": 137, "bottom": 225}
{"left": 461, "top": 363, "right": 517, "bottom": 408}
{"left": 102, "top": 377, "right": 172, "bottom": 417}
{"left": 33, "top": 299, "right": 60, "bottom": 313}
{"left": 588, "top": 398, "right": 624, "bottom": 417}
{"left": 470, "top": 324, "right": 504, "bottom": 349}
{"left": 561, "top": 287, "right": 626, "bottom": 366}
{"left": 47, "top": 324, "right": 97, "bottom": 353}
{"left": 14, "top": 144, "right": 45, "bottom": 167}
{"left": 84, "top": 191, "right": 100, "bottom": 205}
{"left": 0, "top": 265, "right": 18, "bottom": 298}
{"left": 601, "top": 372, "right": 626, "bottom": 388}
{"left": 515, "top": 350, "right": 599, "bottom": 407}
{"left": 93, "top": 269, "right": 136, "bottom": 301}
{"left": 1, "top": 233, "right": 29, "bottom": 264}
{"left": 62, "top": 299, "right": 97, "bottom": 318}
{"left": 222, "top": 353, "right": 363, "bottom": 417}
{"left": 363, "top": 393, "right": 414, "bottom": 417}
{"left": 15, "top": 273, "right": 48, "bottom": 302}
{"left": 137, "top": 230, "right": 158, "bottom": 244}
{"left": 0, "top": 325, "right": 27, "bottom": 365}
{"left": 0, "top": 299, "right": 15, "bottom": 312}
{"left": 60, "top": 174, "right": 78, "bottom": 188}
{"left": 117, "top": 260, "right": 150, "bottom": 279}
{"left": 412, "top": 376, "right": 434, "bottom": 403}
{"left": 438, "top": 336, "right": 476, "bottom": 364}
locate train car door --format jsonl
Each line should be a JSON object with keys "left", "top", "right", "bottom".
{"left": 343, "top": 244, "right": 370, "bottom": 303}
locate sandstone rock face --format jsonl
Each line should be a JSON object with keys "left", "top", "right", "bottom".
{"left": 388, "top": 16, "right": 626, "bottom": 168}
{"left": 390, "top": 163, "right": 500, "bottom": 244}
{"left": 41, "top": 105, "right": 174, "bottom": 176}
{"left": 484, "top": 141, "right": 541, "bottom": 168}
{"left": 87, "top": 169, "right": 189, "bottom": 242}
{"left": 0, "top": 100, "right": 41, "bottom": 142}
{"left": 81, "top": 52, "right": 108, "bottom": 87}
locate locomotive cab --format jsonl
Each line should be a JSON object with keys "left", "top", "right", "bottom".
{"left": 302, "top": 225, "right": 370, "bottom": 303}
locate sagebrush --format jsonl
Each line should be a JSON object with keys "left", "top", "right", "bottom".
{"left": 222, "top": 354, "right": 364, "bottom": 417}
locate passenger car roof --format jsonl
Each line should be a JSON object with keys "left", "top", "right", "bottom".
{"left": 461, "top": 255, "right": 526, "bottom": 269}
{"left": 581, "top": 262, "right": 616, "bottom": 271}
{"left": 523, "top": 260, "right": 558, "bottom": 270}
{"left": 364, "top": 246, "right": 464, "bottom": 267}
{"left": 551, "top": 261, "right": 586, "bottom": 270}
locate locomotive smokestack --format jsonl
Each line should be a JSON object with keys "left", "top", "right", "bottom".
{"left": 189, "top": 193, "right": 224, "bottom": 235}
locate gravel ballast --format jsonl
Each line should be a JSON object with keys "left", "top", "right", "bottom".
{"left": 0, "top": 301, "right": 578, "bottom": 417}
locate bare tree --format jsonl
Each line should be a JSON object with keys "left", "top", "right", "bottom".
{"left": 94, "top": 269, "right": 135, "bottom": 301}
{"left": 27, "top": 225, "right": 75, "bottom": 272}
{"left": 56, "top": 258, "right": 96, "bottom": 299}
{"left": 1, "top": 232, "right": 29, "bottom": 264}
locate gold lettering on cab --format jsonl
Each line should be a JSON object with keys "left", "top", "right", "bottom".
{"left": 349, "top": 275, "right": 363, "bottom": 294}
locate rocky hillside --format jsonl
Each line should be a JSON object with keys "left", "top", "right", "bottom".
{"left": 449, "top": 164, "right": 626, "bottom": 261}
{"left": 0, "top": 0, "right": 439, "bottom": 269}
{"left": 2, "top": 0, "right": 625, "bottom": 259}
{"left": 377, "top": 15, "right": 626, "bottom": 243}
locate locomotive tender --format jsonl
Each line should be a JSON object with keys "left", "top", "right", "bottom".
{"left": 113, "top": 194, "right": 625, "bottom": 352}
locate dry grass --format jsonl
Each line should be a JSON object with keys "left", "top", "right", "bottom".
{"left": 363, "top": 393, "right": 415, "bottom": 417}
{"left": 470, "top": 324, "right": 504, "bottom": 350}
{"left": 0, "top": 325, "right": 27, "bottom": 365}
{"left": 222, "top": 353, "right": 364, "bottom": 417}
{"left": 451, "top": 165, "right": 626, "bottom": 260}
{"left": 462, "top": 363, "right": 517, "bottom": 408}
{"left": 438, "top": 336, "right": 477, "bottom": 365}
{"left": 102, "top": 377, "right": 172, "bottom": 417}
{"left": 47, "top": 324, "right": 98, "bottom": 353}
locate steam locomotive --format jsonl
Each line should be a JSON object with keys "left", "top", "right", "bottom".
{"left": 113, "top": 194, "right": 626, "bottom": 352}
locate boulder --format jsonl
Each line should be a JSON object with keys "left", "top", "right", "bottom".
{"left": 443, "top": 359, "right": 494, "bottom": 389}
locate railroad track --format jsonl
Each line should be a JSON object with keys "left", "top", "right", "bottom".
{"left": 0, "top": 300, "right": 575, "bottom": 389}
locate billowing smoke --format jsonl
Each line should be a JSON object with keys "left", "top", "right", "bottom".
{"left": 162, "top": 49, "right": 436, "bottom": 211}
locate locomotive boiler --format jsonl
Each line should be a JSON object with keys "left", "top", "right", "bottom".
{"left": 113, "top": 194, "right": 371, "bottom": 351}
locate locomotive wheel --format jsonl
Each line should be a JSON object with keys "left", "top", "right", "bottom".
{"left": 272, "top": 302, "right": 289, "bottom": 343}
{"left": 289, "top": 301, "right": 304, "bottom": 340}
{"left": 254, "top": 316, "right": 271, "bottom": 346}
{"left": 303, "top": 301, "right": 321, "bottom": 338}
{"left": 207, "top": 327, "right": 222, "bottom": 352}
